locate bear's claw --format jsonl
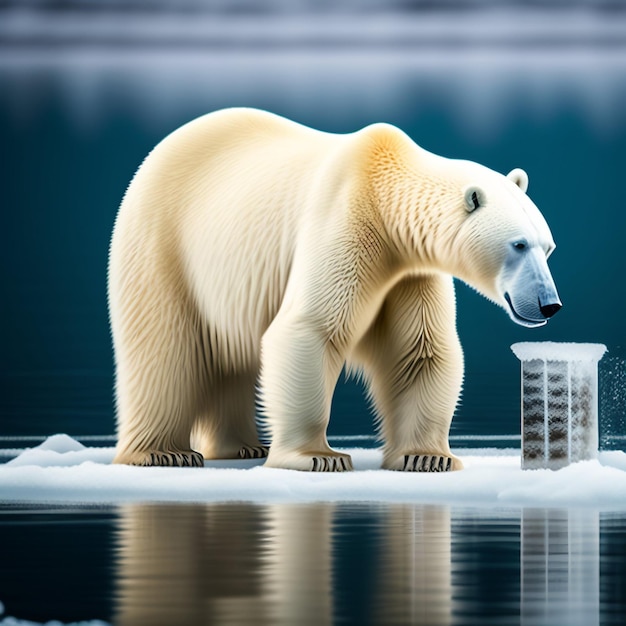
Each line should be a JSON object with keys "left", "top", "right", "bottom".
{"left": 238, "top": 445, "right": 269, "bottom": 459}
{"left": 400, "top": 454, "right": 452, "bottom": 472}
{"left": 132, "top": 451, "right": 205, "bottom": 467}
{"left": 310, "top": 455, "right": 353, "bottom": 472}
{"left": 264, "top": 450, "right": 353, "bottom": 471}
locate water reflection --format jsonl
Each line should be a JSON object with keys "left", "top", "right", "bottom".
{"left": 115, "top": 504, "right": 270, "bottom": 626}
{"left": 521, "top": 509, "right": 599, "bottom": 626}
{"left": 113, "top": 503, "right": 608, "bottom": 626}
{"left": 374, "top": 506, "right": 451, "bottom": 625}
{"left": 263, "top": 505, "right": 333, "bottom": 625}
{"left": 114, "top": 503, "right": 334, "bottom": 626}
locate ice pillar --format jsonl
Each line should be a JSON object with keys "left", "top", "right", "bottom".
{"left": 511, "top": 342, "right": 606, "bottom": 470}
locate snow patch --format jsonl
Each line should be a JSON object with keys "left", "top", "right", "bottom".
{"left": 35, "top": 434, "right": 86, "bottom": 453}
{"left": 599, "top": 450, "right": 626, "bottom": 472}
{"left": 6, "top": 434, "right": 113, "bottom": 468}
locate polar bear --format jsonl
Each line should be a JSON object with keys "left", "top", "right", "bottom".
{"left": 109, "top": 108, "right": 561, "bottom": 472}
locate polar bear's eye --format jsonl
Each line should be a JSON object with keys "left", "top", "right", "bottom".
{"left": 513, "top": 241, "right": 527, "bottom": 251}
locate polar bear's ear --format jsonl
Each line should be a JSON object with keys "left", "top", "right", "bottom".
{"left": 507, "top": 168, "right": 529, "bottom": 193}
{"left": 464, "top": 186, "right": 484, "bottom": 213}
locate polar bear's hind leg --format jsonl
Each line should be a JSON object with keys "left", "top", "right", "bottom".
{"left": 191, "top": 369, "right": 269, "bottom": 460}
{"left": 111, "top": 273, "right": 206, "bottom": 467}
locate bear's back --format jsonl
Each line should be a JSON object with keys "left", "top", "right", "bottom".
{"left": 152, "top": 108, "right": 332, "bottom": 176}
{"left": 113, "top": 109, "right": 410, "bottom": 369}
{"left": 144, "top": 110, "right": 344, "bottom": 363}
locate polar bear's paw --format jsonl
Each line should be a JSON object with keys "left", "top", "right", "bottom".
{"left": 310, "top": 454, "right": 353, "bottom": 472}
{"left": 265, "top": 451, "right": 354, "bottom": 472}
{"left": 126, "top": 450, "right": 205, "bottom": 467}
{"left": 238, "top": 445, "right": 269, "bottom": 459}
{"left": 384, "top": 453, "right": 463, "bottom": 472}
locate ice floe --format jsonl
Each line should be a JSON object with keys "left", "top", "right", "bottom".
{"left": 0, "top": 435, "right": 625, "bottom": 509}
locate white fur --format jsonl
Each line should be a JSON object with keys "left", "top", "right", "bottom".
{"left": 109, "top": 107, "right": 556, "bottom": 471}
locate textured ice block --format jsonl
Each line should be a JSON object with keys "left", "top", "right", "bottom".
{"left": 511, "top": 342, "right": 607, "bottom": 470}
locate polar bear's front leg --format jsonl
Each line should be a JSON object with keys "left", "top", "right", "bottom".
{"left": 354, "top": 274, "right": 464, "bottom": 472}
{"left": 260, "top": 312, "right": 353, "bottom": 472}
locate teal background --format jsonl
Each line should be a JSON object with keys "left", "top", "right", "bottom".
{"left": 1, "top": 3, "right": 625, "bottom": 441}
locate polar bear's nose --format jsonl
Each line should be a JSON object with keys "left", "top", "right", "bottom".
{"left": 540, "top": 302, "right": 562, "bottom": 318}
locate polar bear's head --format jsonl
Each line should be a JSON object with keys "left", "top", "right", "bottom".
{"left": 452, "top": 165, "right": 561, "bottom": 328}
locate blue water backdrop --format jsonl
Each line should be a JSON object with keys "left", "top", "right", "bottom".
{"left": 1, "top": 0, "right": 625, "bottom": 442}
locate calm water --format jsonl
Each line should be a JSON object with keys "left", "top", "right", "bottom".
{"left": 0, "top": 503, "right": 625, "bottom": 625}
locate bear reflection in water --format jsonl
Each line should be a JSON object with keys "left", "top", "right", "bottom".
{"left": 113, "top": 504, "right": 601, "bottom": 626}
{"left": 113, "top": 503, "right": 452, "bottom": 626}
{"left": 114, "top": 504, "right": 333, "bottom": 626}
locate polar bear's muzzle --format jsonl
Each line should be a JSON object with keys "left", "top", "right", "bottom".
{"left": 504, "top": 292, "right": 561, "bottom": 328}
{"left": 501, "top": 248, "right": 562, "bottom": 328}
